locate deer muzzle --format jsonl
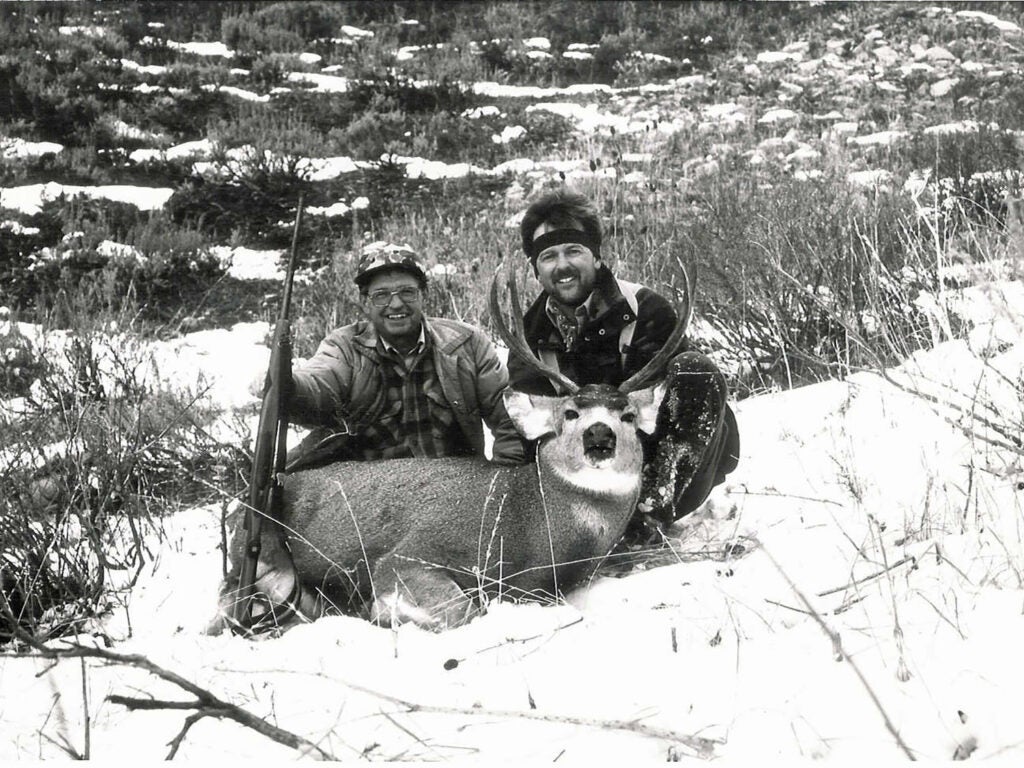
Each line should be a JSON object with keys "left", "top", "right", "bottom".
{"left": 583, "top": 422, "right": 616, "bottom": 462}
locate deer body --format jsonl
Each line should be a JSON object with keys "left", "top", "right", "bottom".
{"left": 219, "top": 384, "right": 663, "bottom": 631}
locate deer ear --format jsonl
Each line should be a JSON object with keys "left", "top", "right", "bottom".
{"left": 503, "top": 390, "right": 558, "bottom": 440}
{"left": 627, "top": 381, "right": 666, "bottom": 435}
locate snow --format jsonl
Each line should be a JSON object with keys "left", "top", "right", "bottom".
{"left": 492, "top": 125, "right": 527, "bottom": 144}
{"left": 4, "top": 279, "right": 1023, "bottom": 760}
{"left": 210, "top": 246, "right": 284, "bottom": 281}
{"left": 1, "top": 137, "right": 63, "bottom": 159}
{"left": 757, "top": 50, "right": 802, "bottom": 64}
{"left": 6, "top": 6, "right": 1024, "bottom": 762}
{"left": 955, "top": 10, "right": 1023, "bottom": 34}
{"left": 848, "top": 131, "right": 909, "bottom": 147}
{"left": 119, "top": 58, "right": 168, "bottom": 76}
{"left": 758, "top": 108, "right": 800, "bottom": 125}
{"left": 472, "top": 81, "right": 613, "bottom": 99}
{"left": 0, "top": 183, "right": 174, "bottom": 215}
{"left": 287, "top": 70, "right": 350, "bottom": 92}
{"left": 166, "top": 40, "right": 235, "bottom": 58}
{"left": 202, "top": 83, "right": 269, "bottom": 103}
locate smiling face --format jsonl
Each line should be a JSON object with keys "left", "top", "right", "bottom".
{"left": 532, "top": 221, "right": 601, "bottom": 308}
{"left": 361, "top": 269, "right": 424, "bottom": 349}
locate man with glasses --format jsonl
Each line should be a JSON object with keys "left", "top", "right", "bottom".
{"left": 285, "top": 242, "right": 526, "bottom": 471}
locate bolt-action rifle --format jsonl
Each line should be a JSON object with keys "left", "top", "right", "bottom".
{"left": 230, "top": 195, "right": 304, "bottom": 634}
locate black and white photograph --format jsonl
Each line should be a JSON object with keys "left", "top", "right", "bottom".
{"left": 1, "top": 0, "right": 1022, "bottom": 761}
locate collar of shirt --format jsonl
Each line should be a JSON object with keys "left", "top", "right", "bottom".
{"left": 380, "top": 324, "right": 428, "bottom": 365}
{"left": 545, "top": 293, "right": 595, "bottom": 351}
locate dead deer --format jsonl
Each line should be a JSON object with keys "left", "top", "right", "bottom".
{"left": 210, "top": 267, "right": 691, "bottom": 632}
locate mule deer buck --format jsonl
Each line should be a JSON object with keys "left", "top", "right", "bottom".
{"left": 211, "top": 266, "right": 691, "bottom": 632}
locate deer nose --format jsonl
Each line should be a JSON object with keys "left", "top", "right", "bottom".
{"left": 583, "top": 423, "right": 616, "bottom": 457}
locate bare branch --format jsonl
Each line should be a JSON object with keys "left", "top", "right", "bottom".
{"left": 0, "top": 592, "right": 334, "bottom": 761}
{"left": 339, "top": 678, "right": 721, "bottom": 759}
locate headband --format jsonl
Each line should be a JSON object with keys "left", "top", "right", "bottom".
{"left": 527, "top": 228, "right": 600, "bottom": 261}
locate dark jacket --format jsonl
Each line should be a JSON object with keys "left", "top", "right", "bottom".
{"left": 508, "top": 264, "right": 680, "bottom": 395}
{"left": 508, "top": 265, "right": 740, "bottom": 492}
{"left": 290, "top": 316, "right": 526, "bottom": 465}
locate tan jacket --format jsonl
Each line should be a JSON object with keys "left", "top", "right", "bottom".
{"left": 290, "top": 317, "right": 526, "bottom": 464}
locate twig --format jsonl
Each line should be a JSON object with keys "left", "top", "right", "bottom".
{"left": 0, "top": 593, "right": 334, "bottom": 760}
{"left": 763, "top": 598, "right": 813, "bottom": 615}
{"left": 816, "top": 553, "right": 921, "bottom": 597}
{"left": 80, "top": 656, "right": 90, "bottom": 760}
{"left": 339, "top": 679, "right": 720, "bottom": 759}
{"left": 761, "top": 548, "right": 917, "bottom": 760}
{"left": 167, "top": 712, "right": 206, "bottom": 760}
{"left": 730, "top": 488, "right": 844, "bottom": 506}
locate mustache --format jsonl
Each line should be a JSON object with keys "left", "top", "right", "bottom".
{"left": 551, "top": 267, "right": 579, "bottom": 281}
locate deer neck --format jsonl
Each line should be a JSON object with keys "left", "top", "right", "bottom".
{"left": 534, "top": 447, "right": 641, "bottom": 538}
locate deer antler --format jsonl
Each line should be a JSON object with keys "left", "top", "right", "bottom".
{"left": 489, "top": 264, "right": 580, "bottom": 395}
{"left": 618, "top": 260, "right": 693, "bottom": 393}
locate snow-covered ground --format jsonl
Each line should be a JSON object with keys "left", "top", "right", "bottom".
{"left": 2, "top": 271, "right": 1022, "bottom": 762}
{"left": 4, "top": 6, "right": 1024, "bottom": 761}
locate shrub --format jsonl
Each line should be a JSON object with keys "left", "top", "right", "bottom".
{"left": 0, "top": 322, "right": 248, "bottom": 643}
{"left": 0, "top": 311, "right": 44, "bottom": 398}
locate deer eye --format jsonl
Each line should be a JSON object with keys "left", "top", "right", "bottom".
{"left": 564, "top": 409, "right": 579, "bottom": 420}
{"left": 621, "top": 412, "right": 636, "bottom": 424}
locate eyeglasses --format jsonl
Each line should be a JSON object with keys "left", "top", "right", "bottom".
{"left": 366, "top": 287, "right": 422, "bottom": 307}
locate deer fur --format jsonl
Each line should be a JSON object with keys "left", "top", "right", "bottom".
{"left": 212, "top": 383, "right": 664, "bottom": 632}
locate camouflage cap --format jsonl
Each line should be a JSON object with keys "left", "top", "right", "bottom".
{"left": 353, "top": 242, "right": 427, "bottom": 287}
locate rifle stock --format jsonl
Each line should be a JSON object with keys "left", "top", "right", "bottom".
{"left": 230, "top": 195, "right": 304, "bottom": 632}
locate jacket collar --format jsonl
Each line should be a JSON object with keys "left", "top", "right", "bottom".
{"left": 351, "top": 316, "right": 471, "bottom": 355}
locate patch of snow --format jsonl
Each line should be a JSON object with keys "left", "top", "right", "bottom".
{"left": 923, "top": 46, "right": 956, "bottom": 62}
{"left": 955, "top": 10, "right": 1022, "bottom": 34}
{"left": 758, "top": 108, "right": 800, "bottom": 125}
{"left": 472, "top": 81, "right": 613, "bottom": 99}
{"left": 340, "top": 25, "right": 374, "bottom": 39}
{"left": 563, "top": 51, "right": 594, "bottom": 61}
{"left": 0, "top": 221, "right": 40, "bottom": 236}
{"left": 202, "top": 83, "right": 269, "bottom": 102}
{"left": 130, "top": 138, "right": 213, "bottom": 165}
{"left": 872, "top": 45, "right": 899, "bottom": 65}
{"left": 288, "top": 71, "right": 350, "bottom": 93}
{"left": 300, "top": 156, "right": 372, "bottom": 181}
{"left": 930, "top": 77, "right": 959, "bottom": 97}
{"left": 306, "top": 201, "right": 351, "bottom": 218}
{"left": 0, "top": 183, "right": 174, "bottom": 216}
{"left": 119, "top": 58, "right": 168, "bottom": 76}
{"left": 429, "top": 263, "right": 458, "bottom": 277}
{"left": 96, "top": 240, "right": 145, "bottom": 262}
{"left": 385, "top": 156, "right": 491, "bottom": 181}
{"left": 110, "top": 120, "right": 162, "bottom": 142}
{"left": 58, "top": 25, "right": 104, "bottom": 37}
{"left": 923, "top": 120, "right": 997, "bottom": 135}
{"left": 757, "top": 50, "right": 802, "bottom": 64}
{"left": 211, "top": 246, "right": 284, "bottom": 281}
{"left": 167, "top": 40, "right": 235, "bottom": 58}
{"left": 523, "top": 37, "right": 551, "bottom": 50}
{"left": 492, "top": 125, "right": 527, "bottom": 144}
{"left": 786, "top": 145, "right": 820, "bottom": 164}
{"left": 1, "top": 137, "right": 63, "bottom": 159}
{"left": 632, "top": 51, "right": 671, "bottom": 64}
{"left": 298, "top": 52, "right": 322, "bottom": 65}
{"left": 463, "top": 105, "right": 501, "bottom": 119}
{"left": 847, "top": 130, "right": 909, "bottom": 147}
{"left": 847, "top": 168, "right": 893, "bottom": 187}
{"left": 526, "top": 50, "right": 552, "bottom": 60}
